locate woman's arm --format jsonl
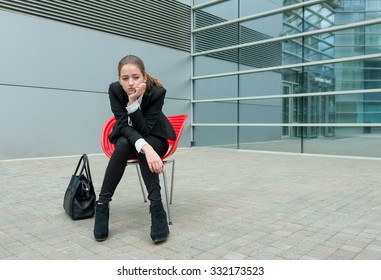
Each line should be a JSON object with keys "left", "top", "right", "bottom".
{"left": 141, "top": 144, "right": 164, "bottom": 174}
{"left": 108, "top": 82, "right": 143, "bottom": 145}
{"left": 128, "top": 87, "right": 166, "bottom": 136}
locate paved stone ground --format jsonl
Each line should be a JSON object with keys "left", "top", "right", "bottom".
{"left": 0, "top": 148, "right": 380, "bottom": 260}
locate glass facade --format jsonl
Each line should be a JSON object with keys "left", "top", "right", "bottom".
{"left": 191, "top": 0, "right": 381, "bottom": 157}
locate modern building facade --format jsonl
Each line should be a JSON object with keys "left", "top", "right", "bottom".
{"left": 0, "top": 0, "right": 192, "bottom": 160}
{"left": 191, "top": 0, "right": 381, "bottom": 158}
{"left": 1, "top": 0, "right": 380, "bottom": 159}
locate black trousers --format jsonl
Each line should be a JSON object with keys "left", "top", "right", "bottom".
{"left": 98, "top": 135, "right": 169, "bottom": 205}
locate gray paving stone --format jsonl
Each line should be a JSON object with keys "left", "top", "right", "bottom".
{"left": 1, "top": 148, "right": 381, "bottom": 260}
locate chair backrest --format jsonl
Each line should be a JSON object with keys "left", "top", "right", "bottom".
{"left": 101, "top": 116, "right": 116, "bottom": 158}
{"left": 162, "top": 114, "right": 188, "bottom": 160}
{"left": 101, "top": 114, "right": 188, "bottom": 160}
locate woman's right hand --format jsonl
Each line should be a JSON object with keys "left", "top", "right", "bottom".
{"left": 128, "top": 82, "right": 146, "bottom": 104}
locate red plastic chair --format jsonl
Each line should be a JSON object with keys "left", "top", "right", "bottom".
{"left": 101, "top": 114, "right": 188, "bottom": 224}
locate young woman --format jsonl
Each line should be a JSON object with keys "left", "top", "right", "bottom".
{"left": 94, "top": 54, "right": 175, "bottom": 243}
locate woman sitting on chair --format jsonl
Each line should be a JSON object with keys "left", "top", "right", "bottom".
{"left": 94, "top": 54, "right": 175, "bottom": 243}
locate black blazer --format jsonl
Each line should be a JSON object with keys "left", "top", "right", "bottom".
{"left": 108, "top": 81, "right": 176, "bottom": 145}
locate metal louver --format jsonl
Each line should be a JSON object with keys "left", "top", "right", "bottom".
{"left": 194, "top": 9, "right": 281, "bottom": 69}
{"left": 0, "top": 0, "right": 191, "bottom": 52}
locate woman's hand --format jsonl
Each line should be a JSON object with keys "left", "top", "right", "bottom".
{"left": 128, "top": 82, "right": 146, "bottom": 104}
{"left": 141, "top": 144, "right": 163, "bottom": 174}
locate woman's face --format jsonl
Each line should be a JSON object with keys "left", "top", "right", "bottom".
{"left": 119, "top": 64, "right": 145, "bottom": 95}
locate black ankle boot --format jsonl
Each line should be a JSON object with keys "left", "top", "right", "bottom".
{"left": 93, "top": 202, "right": 109, "bottom": 242}
{"left": 150, "top": 203, "right": 169, "bottom": 243}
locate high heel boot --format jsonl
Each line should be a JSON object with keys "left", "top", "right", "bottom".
{"left": 150, "top": 202, "right": 169, "bottom": 243}
{"left": 93, "top": 202, "right": 109, "bottom": 241}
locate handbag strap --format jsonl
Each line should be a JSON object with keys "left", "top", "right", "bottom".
{"left": 83, "top": 154, "right": 93, "bottom": 182}
{"left": 74, "top": 154, "right": 92, "bottom": 181}
{"left": 73, "top": 154, "right": 86, "bottom": 176}
{"left": 73, "top": 154, "right": 93, "bottom": 182}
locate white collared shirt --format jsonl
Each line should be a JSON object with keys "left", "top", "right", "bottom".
{"left": 126, "top": 94, "right": 148, "bottom": 153}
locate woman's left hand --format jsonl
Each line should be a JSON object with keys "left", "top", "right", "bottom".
{"left": 142, "top": 144, "right": 163, "bottom": 174}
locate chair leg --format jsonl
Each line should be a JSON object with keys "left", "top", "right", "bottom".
{"left": 170, "top": 159, "right": 175, "bottom": 204}
{"left": 162, "top": 164, "right": 172, "bottom": 225}
{"left": 135, "top": 165, "right": 147, "bottom": 203}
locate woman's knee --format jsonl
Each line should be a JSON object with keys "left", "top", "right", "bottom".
{"left": 145, "top": 136, "right": 169, "bottom": 158}
{"left": 114, "top": 137, "right": 134, "bottom": 157}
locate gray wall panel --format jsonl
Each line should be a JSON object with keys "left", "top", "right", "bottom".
{"left": 0, "top": 85, "right": 109, "bottom": 159}
{"left": 0, "top": 10, "right": 191, "bottom": 159}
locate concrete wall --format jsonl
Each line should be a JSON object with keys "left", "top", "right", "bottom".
{"left": 0, "top": 10, "right": 191, "bottom": 160}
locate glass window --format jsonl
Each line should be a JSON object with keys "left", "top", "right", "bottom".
{"left": 192, "top": 0, "right": 381, "bottom": 157}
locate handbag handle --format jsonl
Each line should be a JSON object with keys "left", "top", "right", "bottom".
{"left": 73, "top": 154, "right": 93, "bottom": 182}
{"left": 83, "top": 154, "right": 93, "bottom": 182}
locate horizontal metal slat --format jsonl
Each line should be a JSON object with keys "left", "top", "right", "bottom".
{"left": 0, "top": 0, "right": 191, "bottom": 52}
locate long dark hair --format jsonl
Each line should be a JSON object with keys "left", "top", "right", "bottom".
{"left": 118, "top": 54, "right": 163, "bottom": 91}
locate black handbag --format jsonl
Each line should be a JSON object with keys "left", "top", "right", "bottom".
{"left": 63, "top": 154, "right": 96, "bottom": 220}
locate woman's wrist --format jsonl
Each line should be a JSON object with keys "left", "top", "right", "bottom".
{"left": 128, "top": 98, "right": 137, "bottom": 105}
{"left": 141, "top": 143, "right": 153, "bottom": 154}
